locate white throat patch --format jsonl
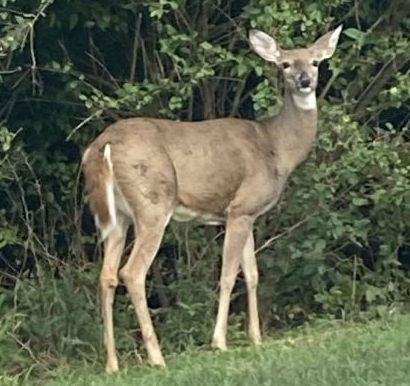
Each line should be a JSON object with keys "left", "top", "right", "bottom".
{"left": 292, "top": 92, "right": 317, "bottom": 111}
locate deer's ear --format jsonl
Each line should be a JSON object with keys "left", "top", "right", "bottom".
{"left": 249, "top": 30, "right": 281, "bottom": 63}
{"left": 311, "top": 25, "right": 342, "bottom": 60}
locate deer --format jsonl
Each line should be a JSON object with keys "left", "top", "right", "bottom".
{"left": 82, "top": 25, "right": 342, "bottom": 374}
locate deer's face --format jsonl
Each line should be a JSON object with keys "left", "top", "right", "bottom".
{"left": 277, "top": 49, "right": 322, "bottom": 95}
{"left": 249, "top": 27, "right": 342, "bottom": 96}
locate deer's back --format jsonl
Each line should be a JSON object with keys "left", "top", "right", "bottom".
{"left": 85, "top": 117, "right": 280, "bottom": 220}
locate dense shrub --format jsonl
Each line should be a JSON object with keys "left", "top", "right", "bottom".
{"left": 0, "top": 0, "right": 409, "bottom": 377}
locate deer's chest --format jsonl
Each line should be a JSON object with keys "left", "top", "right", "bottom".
{"left": 255, "top": 179, "right": 288, "bottom": 217}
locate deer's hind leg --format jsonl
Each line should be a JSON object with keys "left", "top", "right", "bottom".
{"left": 119, "top": 204, "right": 172, "bottom": 367}
{"left": 100, "top": 215, "right": 128, "bottom": 374}
{"left": 116, "top": 160, "right": 176, "bottom": 367}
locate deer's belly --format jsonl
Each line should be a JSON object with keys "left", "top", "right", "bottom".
{"left": 172, "top": 205, "right": 225, "bottom": 225}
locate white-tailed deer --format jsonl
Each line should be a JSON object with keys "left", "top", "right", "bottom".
{"left": 82, "top": 25, "right": 342, "bottom": 373}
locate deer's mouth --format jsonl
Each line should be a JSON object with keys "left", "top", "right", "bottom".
{"left": 298, "top": 86, "right": 313, "bottom": 94}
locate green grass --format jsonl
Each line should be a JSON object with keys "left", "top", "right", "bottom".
{"left": 5, "top": 314, "right": 410, "bottom": 386}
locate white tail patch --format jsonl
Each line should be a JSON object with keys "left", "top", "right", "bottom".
{"left": 104, "top": 144, "right": 114, "bottom": 173}
{"left": 101, "top": 144, "right": 117, "bottom": 239}
{"left": 82, "top": 148, "right": 90, "bottom": 164}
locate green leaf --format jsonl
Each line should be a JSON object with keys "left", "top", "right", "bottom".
{"left": 255, "top": 66, "right": 263, "bottom": 76}
{"left": 352, "top": 197, "right": 369, "bottom": 206}
{"left": 200, "top": 42, "right": 213, "bottom": 51}
{"left": 69, "top": 13, "right": 78, "bottom": 30}
{"left": 343, "top": 28, "right": 366, "bottom": 41}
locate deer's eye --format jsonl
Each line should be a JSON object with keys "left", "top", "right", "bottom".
{"left": 282, "top": 62, "right": 291, "bottom": 69}
{"left": 312, "top": 60, "right": 319, "bottom": 67}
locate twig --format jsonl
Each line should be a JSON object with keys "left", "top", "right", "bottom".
{"left": 319, "top": 71, "right": 339, "bottom": 101}
{"left": 6, "top": 158, "right": 62, "bottom": 266}
{"left": 229, "top": 79, "right": 246, "bottom": 117}
{"left": 29, "top": 20, "right": 39, "bottom": 91}
{"left": 152, "top": 261, "right": 170, "bottom": 308}
{"left": 0, "top": 66, "right": 22, "bottom": 75}
{"left": 129, "top": 13, "right": 142, "bottom": 83}
{"left": 7, "top": 333, "right": 48, "bottom": 370}
{"left": 0, "top": 93, "right": 16, "bottom": 121}
{"left": 11, "top": 68, "right": 31, "bottom": 91}
{"left": 198, "top": 230, "right": 225, "bottom": 260}
{"left": 337, "top": 0, "right": 364, "bottom": 25}
{"left": 0, "top": 7, "right": 35, "bottom": 17}
{"left": 211, "top": 3, "right": 242, "bottom": 35}
{"left": 65, "top": 109, "right": 103, "bottom": 141}
{"left": 353, "top": 55, "right": 408, "bottom": 119}
{"left": 20, "top": 97, "right": 82, "bottom": 107}
{"left": 22, "top": 153, "right": 47, "bottom": 246}
{"left": 184, "top": 224, "right": 192, "bottom": 276}
{"left": 354, "top": 0, "right": 362, "bottom": 30}
{"left": 85, "top": 52, "right": 119, "bottom": 89}
{"left": 73, "top": 158, "right": 89, "bottom": 261}
{"left": 26, "top": 0, "right": 52, "bottom": 94}
{"left": 255, "top": 216, "right": 313, "bottom": 254}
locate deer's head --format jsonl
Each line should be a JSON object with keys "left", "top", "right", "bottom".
{"left": 249, "top": 26, "right": 342, "bottom": 96}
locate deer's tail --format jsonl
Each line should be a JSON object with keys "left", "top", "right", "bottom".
{"left": 82, "top": 143, "right": 117, "bottom": 239}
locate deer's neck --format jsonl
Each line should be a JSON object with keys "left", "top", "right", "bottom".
{"left": 263, "top": 88, "right": 318, "bottom": 173}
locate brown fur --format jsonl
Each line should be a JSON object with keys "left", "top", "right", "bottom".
{"left": 82, "top": 147, "right": 111, "bottom": 228}
{"left": 81, "top": 26, "right": 342, "bottom": 374}
{"left": 83, "top": 111, "right": 315, "bottom": 223}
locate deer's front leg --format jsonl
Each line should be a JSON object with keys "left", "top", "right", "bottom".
{"left": 212, "top": 215, "right": 253, "bottom": 350}
{"left": 241, "top": 232, "right": 262, "bottom": 345}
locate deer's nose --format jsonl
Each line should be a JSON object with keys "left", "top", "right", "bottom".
{"left": 299, "top": 72, "right": 311, "bottom": 88}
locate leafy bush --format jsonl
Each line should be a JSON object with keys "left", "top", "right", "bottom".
{"left": 0, "top": 0, "right": 409, "bottom": 379}
{"left": 256, "top": 105, "right": 410, "bottom": 325}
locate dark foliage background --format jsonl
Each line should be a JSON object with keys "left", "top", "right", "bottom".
{"left": 0, "top": 0, "right": 409, "bottom": 378}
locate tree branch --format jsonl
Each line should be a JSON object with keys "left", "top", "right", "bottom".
{"left": 129, "top": 12, "right": 142, "bottom": 83}
{"left": 352, "top": 54, "right": 408, "bottom": 119}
